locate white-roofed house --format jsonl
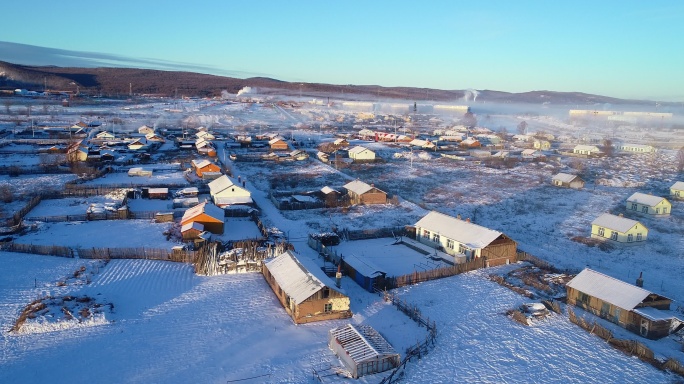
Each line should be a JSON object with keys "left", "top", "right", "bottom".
{"left": 262, "top": 251, "right": 351, "bottom": 324}
{"left": 566, "top": 268, "right": 675, "bottom": 339}
{"left": 671, "top": 181, "right": 684, "bottom": 200}
{"left": 348, "top": 146, "right": 376, "bottom": 162}
{"left": 320, "top": 186, "right": 341, "bottom": 207}
{"left": 208, "top": 175, "right": 252, "bottom": 207}
{"left": 343, "top": 180, "right": 387, "bottom": 205}
{"left": 328, "top": 324, "right": 400, "bottom": 378}
{"left": 191, "top": 159, "right": 222, "bottom": 178}
{"left": 268, "top": 137, "right": 289, "bottom": 151}
{"left": 591, "top": 213, "right": 648, "bottom": 244}
{"left": 414, "top": 211, "right": 517, "bottom": 267}
{"left": 626, "top": 192, "right": 671, "bottom": 216}
{"left": 127, "top": 137, "right": 149, "bottom": 151}
{"left": 551, "top": 173, "right": 585, "bottom": 189}
{"left": 619, "top": 143, "right": 656, "bottom": 153}
{"left": 138, "top": 125, "right": 154, "bottom": 135}
{"left": 573, "top": 144, "right": 602, "bottom": 156}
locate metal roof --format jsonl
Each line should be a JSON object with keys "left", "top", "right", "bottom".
{"left": 672, "top": 181, "right": 684, "bottom": 190}
{"left": 343, "top": 180, "right": 376, "bottom": 195}
{"left": 348, "top": 146, "right": 373, "bottom": 155}
{"left": 627, "top": 192, "right": 668, "bottom": 207}
{"left": 329, "top": 324, "right": 399, "bottom": 364}
{"left": 414, "top": 211, "right": 504, "bottom": 250}
{"left": 591, "top": 213, "right": 642, "bottom": 233}
{"left": 208, "top": 175, "right": 242, "bottom": 195}
{"left": 181, "top": 202, "right": 224, "bottom": 223}
{"left": 264, "top": 251, "right": 344, "bottom": 305}
{"left": 566, "top": 268, "right": 653, "bottom": 310}
{"left": 191, "top": 159, "right": 213, "bottom": 169}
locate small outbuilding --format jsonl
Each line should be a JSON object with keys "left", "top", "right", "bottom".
{"left": 180, "top": 202, "right": 225, "bottom": 234}
{"left": 147, "top": 187, "right": 169, "bottom": 199}
{"left": 191, "top": 159, "right": 222, "bottom": 178}
{"left": 566, "top": 268, "right": 676, "bottom": 339}
{"left": 269, "top": 137, "right": 290, "bottom": 151}
{"left": 671, "top": 181, "right": 684, "bottom": 200}
{"left": 328, "top": 324, "right": 400, "bottom": 379}
{"left": 262, "top": 251, "right": 352, "bottom": 324}
{"left": 626, "top": 192, "right": 671, "bottom": 216}
{"left": 551, "top": 173, "right": 585, "bottom": 189}
{"left": 348, "top": 146, "right": 376, "bottom": 162}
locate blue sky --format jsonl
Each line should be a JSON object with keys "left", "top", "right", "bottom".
{"left": 2, "top": 1, "right": 683, "bottom": 101}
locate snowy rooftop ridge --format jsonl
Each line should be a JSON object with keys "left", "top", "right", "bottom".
{"left": 672, "top": 181, "right": 684, "bottom": 190}
{"left": 208, "top": 175, "right": 239, "bottom": 195}
{"left": 264, "top": 251, "right": 344, "bottom": 305}
{"left": 566, "top": 268, "right": 668, "bottom": 310}
{"left": 343, "top": 180, "right": 382, "bottom": 195}
{"left": 414, "top": 211, "right": 504, "bottom": 249}
{"left": 552, "top": 173, "right": 581, "bottom": 183}
{"left": 626, "top": 192, "right": 667, "bottom": 207}
{"left": 181, "top": 202, "right": 224, "bottom": 223}
{"left": 591, "top": 213, "right": 642, "bottom": 233}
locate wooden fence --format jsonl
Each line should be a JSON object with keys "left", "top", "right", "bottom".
{"left": 384, "top": 258, "right": 487, "bottom": 290}
{"left": 2, "top": 195, "right": 42, "bottom": 227}
{"left": 341, "top": 226, "right": 406, "bottom": 241}
{"left": 77, "top": 246, "right": 196, "bottom": 262}
{"left": 0, "top": 242, "right": 74, "bottom": 258}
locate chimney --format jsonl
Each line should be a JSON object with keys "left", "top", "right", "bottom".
{"left": 335, "top": 262, "right": 342, "bottom": 288}
{"left": 466, "top": 218, "right": 471, "bottom": 223}
{"left": 457, "top": 214, "right": 462, "bottom": 220}
{"left": 636, "top": 272, "right": 643, "bottom": 287}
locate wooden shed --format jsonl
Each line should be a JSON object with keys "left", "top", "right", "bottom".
{"left": 566, "top": 269, "right": 676, "bottom": 339}
{"left": 343, "top": 180, "right": 387, "bottom": 205}
{"left": 181, "top": 221, "right": 204, "bottom": 241}
{"left": 269, "top": 137, "right": 289, "bottom": 151}
{"left": 148, "top": 188, "right": 169, "bottom": 200}
{"left": 191, "top": 159, "right": 221, "bottom": 178}
{"left": 552, "top": 173, "right": 585, "bottom": 189}
{"left": 262, "top": 251, "right": 352, "bottom": 324}
{"left": 328, "top": 324, "right": 400, "bottom": 379}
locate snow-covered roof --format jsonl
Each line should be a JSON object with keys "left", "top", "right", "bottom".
{"left": 626, "top": 192, "right": 667, "bottom": 207}
{"left": 574, "top": 144, "right": 600, "bottom": 152}
{"left": 181, "top": 202, "right": 224, "bottom": 223}
{"left": 632, "top": 306, "right": 677, "bottom": 322}
{"left": 348, "top": 146, "right": 373, "bottom": 155}
{"left": 269, "top": 137, "right": 286, "bottom": 145}
{"left": 552, "top": 173, "right": 581, "bottom": 183}
{"left": 342, "top": 252, "right": 385, "bottom": 278}
{"left": 148, "top": 188, "right": 168, "bottom": 194}
{"left": 591, "top": 213, "right": 642, "bottom": 233}
{"left": 181, "top": 222, "right": 204, "bottom": 232}
{"left": 672, "top": 181, "right": 684, "bottom": 190}
{"left": 333, "top": 138, "right": 348, "bottom": 145}
{"left": 321, "top": 186, "right": 338, "bottom": 195}
{"left": 192, "top": 159, "right": 213, "bottom": 169}
{"left": 292, "top": 195, "right": 317, "bottom": 203}
{"left": 264, "top": 251, "right": 344, "bottom": 305}
{"left": 208, "top": 175, "right": 240, "bottom": 195}
{"left": 343, "top": 180, "right": 381, "bottom": 195}
{"left": 567, "top": 269, "right": 661, "bottom": 310}
{"left": 414, "top": 211, "right": 504, "bottom": 250}
{"left": 329, "top": 324, "right": 399, "bottom": 364}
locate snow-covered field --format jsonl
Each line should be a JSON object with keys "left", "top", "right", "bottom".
{"left": 82, "top": 171, "right": 189, "bottom": 186}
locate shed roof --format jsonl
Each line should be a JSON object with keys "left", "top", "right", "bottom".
{"left": 181, "top": 202, "right": 224, "bottom": 223}
{"left": 264, "top": 251, "right": 345, "bottom": 305}
{"left": 627, "top": 192, "right": 668, "bottom": 207}
{"left": 321, "top": 186, "right": 339, "bottom": 195}
{"left": 192, "top": 159, "right": 213, "bottom": 169}
{"left": 552, "top": 173, "right": 581, "bottom": 183}
{"left": 414, "top": 211, "right": 504, "bottom": 250}
{"left": 329, "top": 324, "right": 399, "bottom": 364}
{"left": 208, "top": 175, "right": 244, "bottom": 195}
{"left": 348, "top": 146, "right": 373, "bottom": 155}
{"left": 181, "top": 221, "right": 204, "bottom": 232}
{"left": 672, "top": 181, "right": 684, "bottom": 190}
{"left": 567, "top": 268, "right": 662, "bottom": 310}
{"left": 591, "top": 213, "right": 642, "bottom": 233}
{"left": 343, "top": 180, "right": 382, "bottom": 195}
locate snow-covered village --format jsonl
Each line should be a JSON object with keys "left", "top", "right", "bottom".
{"left": 1, "top": 87, "right": 683, "bottom": 383}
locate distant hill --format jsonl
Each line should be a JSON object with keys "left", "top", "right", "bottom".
{"left": 0, "top": 60, "right": 653, "bottom": 105}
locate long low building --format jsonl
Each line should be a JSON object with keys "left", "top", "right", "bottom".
{"left": 414, "top": 211, "right": 517, "bottom": 267}
{"left": 591, "top": 213, "right": 648, "bottom": 244}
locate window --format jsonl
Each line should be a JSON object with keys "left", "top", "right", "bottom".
{"left": 458, "top": 244, "right": 466, "bottom": 254}
{"left": 577, "top": 291, "right": 589, "bottom": 304}
{"left": 655, "top": 208, "right": 660, "bottom": 214}
{"left": 663, "top": 207, "right": 667, "bottom": 214}
{"left": 598, "top": 227, "right": 605, "bottom": 237}
{"left": 627, "top": 234, "right": 633, "bottom": 242}
{"left": 642, "top": 206, "right": 648, "bottom": 213}
{"left": 636, "top": 233, "right": 643, "bottom": 241}
{"left": 610, "top": 231, "right": 618, "bottom": 241}
{"left": 324, "top": 303, "right": 332, "bottom": 312}
{"left": 600, "top": 302, "right": 610, "bottom": 317}
{"left": 631, "top": 203, "right": 637, "bottom": 211}
{"left": 432, "top": 233, "right": 440, "bottom": 243}
{"left": 423, "top": 230, "right": 430, "bottom": 238}
{"left": 446, "top": 239, "right": 454, "bottom": 249}
{"left": 677, "top": 191, "right": 681, "bottom": 197}
{"left": 322, "top": 287, "right": 330, "bottom": 298}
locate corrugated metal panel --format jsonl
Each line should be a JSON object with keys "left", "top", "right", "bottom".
{"left": 414, "top": 211, "right": 503, "bottom": 249}
{"left": 566, "top": 269, "right": 650, "bottom": 310}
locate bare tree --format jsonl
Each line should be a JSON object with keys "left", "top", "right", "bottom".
{"left": 0, "top": 185, "right": 12, "bottom": 203}
{"left": 602, "top": 138, "right": 614, "bottom": 157}
{"left": 517, "top": 121, "right": 528, "bottom": 135}
{"left": 3, "top": 99, "right": 11, "bottom": 115}
{"left": 677, "top": 146, "right": 684, "bottom": 173}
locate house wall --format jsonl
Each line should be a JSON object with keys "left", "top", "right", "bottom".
{"left": 181, "top": 228, "right": 202, "bottom": 241}
{"left": 214, "top": 186, "right": 251, "bottom": 199}
{"left": 270, "top": 141, "right": 289, "bottom": 150}
{"left": 591, "top": 223, "right": 648, "bottom": 243}
{"left": 359, "top": 190, "right": 387, "bottom": 205}
{"left": 620, "top": 145, "right": 655, "bottom": 153}
{"left": 625, "top": 199, "right": 672, "bottom": 215}
{"left": 671, "top": 187, "right": 684, "bottom": 200}
{"left": 481, "top": 239, "right": 518, "bottom": 266}
{"left": 196, "top": 163, "right": 220, "bottom": 177}
{"left": 349, "top": 150, "right": 375, "bottom": 160}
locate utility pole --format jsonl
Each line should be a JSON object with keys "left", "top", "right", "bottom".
{"left": 129, "top": 83, "right": 132, "bottom": 96}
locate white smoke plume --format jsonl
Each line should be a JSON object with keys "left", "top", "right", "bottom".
{"left": 236, "top": 87, "right": 253, "bottom": 97}
{"left": 463, "top": 89, "right": 479, "bottom": 102}
{"left": 220, "top": 90, "right": 231, "bottom": 99}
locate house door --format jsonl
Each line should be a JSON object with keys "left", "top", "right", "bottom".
{"left": 640, "top": 319, "right": 649, "bottom": 337}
